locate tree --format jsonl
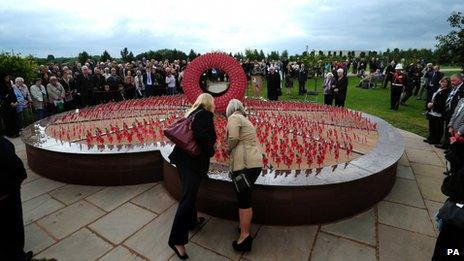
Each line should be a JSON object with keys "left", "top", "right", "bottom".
{"left": 46, "top": 54, "right": 55, "bottom": 61}
{"left": 436, "top": 11, "right": 464, "bottom": 65}
{"left": 78, "top": 51, "right": 90, "bottom": 64}
{"left": 188, "top": 49, "right": 197, "bottom": 60}
{"left": 120, "top": 47, "right": 134, "bottom": 62}
{"left": 0, "top": 53, "right": 38, "bottom": 84}
{"left": 127, "top": 51, "right": 134, "bottom": 62}
{"left": 267, "top": 51, "right": 280, "bottom": 60}
{"left": 100, "top": 50, "right": 112, "bottom": 62}
{"left": 258, "top": 50, "right": 265, "bottom": 60}
{"left": 281, "top": 50, "right": 289, "bottom": 60}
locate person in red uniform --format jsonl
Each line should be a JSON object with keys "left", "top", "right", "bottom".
{"left": 390, "top": 64, "right": 407, "bottom": 111}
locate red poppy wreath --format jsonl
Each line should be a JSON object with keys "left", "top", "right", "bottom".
{"left": 181, "top": 52, "right": 247, "bottom": 113}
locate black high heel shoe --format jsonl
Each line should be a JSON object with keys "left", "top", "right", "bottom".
{"left": 232, "top": 235, "right": 253, "bottom": 252}
{"left": 168, "top": 243, "right": 189, "bottom": 259}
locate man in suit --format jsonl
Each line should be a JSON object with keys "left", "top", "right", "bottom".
{"left": 426, "top": 66, "right": 444, "bottom": 105}
{"left": 298, "top": 63, "right": 308, "bottom": 95}
{"left": 75, "top": 65, "right": 95, "bottom": 107}
{"left": 383, "top": 61, "right": 396, "bottom": 88}
{"left": 266, "top": 67, "right": 281, "bottom": 101}
{"left": 0, "top": 136, "right": 32, "bottom": 261}
{"left": 143, "top": 67, "right": 155, "bottom": 97}
{"left": 436, "top": 74, "right": 464, "bottom": 149}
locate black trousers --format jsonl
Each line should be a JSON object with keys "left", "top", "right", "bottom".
{"left": 401, "top": 85, "right": 413, "bottom": 104}
{"left": 428, "top": 115, "right": 445, "bottom": 144}
{"left": 232, "top": 168, "right": 261, "bottom": 209}
{"left": 391, "top": 85, "right": 403, "bottom": 110}
{"left": 433, "top": 222, "right": 464, "bottom": 260}
{"left": 441, "top": 118, "right": 451, "bottom": 147}
{"left": 334, "top": 98, "right": 345, "bottom": 107}
{"left": 383, "top": 77, "right": 392, "bottom": 88}
{"left": 168, "top": 164, "right": 203, "bottom": 245}
{"left": 0, "top": 187, "right": 27, "bottom": 261}
{"left": 324, "top": 94, "right": 334, "bottom": 106}
{"left": 298, "top": 80, "right": 306, "bottom": 94}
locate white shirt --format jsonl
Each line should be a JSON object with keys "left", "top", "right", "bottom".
{"left": 166, "top": 75, "right": 176, "bottom": 88}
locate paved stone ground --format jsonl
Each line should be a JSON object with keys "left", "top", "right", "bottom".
{"left": 9, "top": 128, "right": 446, "bottom": 261}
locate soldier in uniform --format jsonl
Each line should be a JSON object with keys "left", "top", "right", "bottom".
{"left": 390, "top": 64, "right": 406, "bottom": 111}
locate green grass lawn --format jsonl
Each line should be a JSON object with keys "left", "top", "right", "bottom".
{"left": 245, "top": 70, "right": 460, "bottom": 137}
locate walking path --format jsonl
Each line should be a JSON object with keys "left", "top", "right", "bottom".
{"left": 11, "top": 128, "right": 445, "bottom": 260}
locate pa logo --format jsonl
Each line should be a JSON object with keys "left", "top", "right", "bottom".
{"left": 447, "top": 249, "right": 460, "bottom": 256}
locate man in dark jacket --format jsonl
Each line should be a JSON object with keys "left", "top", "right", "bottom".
{"left": 333, "top": 69, "right": 348, "bottom": 107}
{"left": 0, "top": 136, "right": 32, "bottom": 260}
{"left": 297, "top": 63, "right": 308, "bottom": 95}
{"left": 383, "top": 61, "right": 396, "bottom": 89}
{"left": 266, "top": 67, "right": 281, "bottom": 101}
{"left": 426, "top": 66, "right": 444, "bottom": 105}
{"left": 75, "top": 65, "right": 95, "bottom": 107}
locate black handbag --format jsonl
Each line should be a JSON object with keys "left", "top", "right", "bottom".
{"left": 437, "top": 199, "right": 464, "bottom": 229}
{"left": 230, "top": 170, "right": 251, "bottom": 193}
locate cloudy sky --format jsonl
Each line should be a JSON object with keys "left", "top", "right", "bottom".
{"left": 0, "top": 0, "right": 462, "bottom": 57}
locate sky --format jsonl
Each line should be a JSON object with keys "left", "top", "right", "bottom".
{"left": 0, "top": 0, "right": 462, "bottom": 58}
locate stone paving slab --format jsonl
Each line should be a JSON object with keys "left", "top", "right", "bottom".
{"left": 130, "top": 184, "right": 175, "bottom": 214}
{"left": 321, "top": 208, "right": 376, "bottom": 246}
{"left": 49, "top": 184, "right": 104, "bottom": 205}
{"left": 191, "top": 217, "right": 260, "bottom": 261}
{"left": 24, "top": 223, "right": 56, "bottom": 255}
{"left": 244, "top": 225, "right": 317, "bottom": 261}
{"left": 416, "top": 176, "right": 447, "bottom": 203}
{"left": 124, "top": 204, "right": 177, "bottom": 261}
{"left": 37, "top": 200, "right": 106, "bottom": 239}
{"left": 98, "top": 246, "right": 146, "bottom": 261}
{"left": 395, "top": 165, "right": 414, "bottom": 180}
{"left": 22, "top": 194, "right": 64, "bottom": 225}
{"left": 89, "top": 202, "right": 156, "bottom": 244}
{"left": 24, "top": 169, "right": 42, "bottom": 184}
{"left": 406, "top": 149, "right": 444, "bottom": 167}
{"left": 398, "top": 153, "right": 410, "bottom": 166}
{"left": 377, "top": 201, "right": 435, "bottom": 237}
{"left": 310, "top": 232, "right": 376, "bottom": 261}
{"left": 21, "top": 177, "right": 65, "bottom": 202}
{"left": 169, "top": 242, "right": 230, "bottom": 261}
{"left": 378, "top": 224, "right": 435, "bottom": 261}
{"left": 424, "top": 200, "right": 442, "bottom": 236}
{"left": 87, "top": 183, "right": 154, "bottom": 212}
{"left": 410, "top": 163, "right": 446, "bottom": 178}
{"left": 384, "top": 178, "right": 425, "bottom": 208}
{"left": 36, "top": 228, "right": 113, "bottom": 261}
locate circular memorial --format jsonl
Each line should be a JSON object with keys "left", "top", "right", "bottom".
{"left": 22, "top": 53, "right": 404, "bottom": 225}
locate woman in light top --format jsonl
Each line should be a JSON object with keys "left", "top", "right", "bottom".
{"left": 226, "top": 99, "right": 263, "bottom": 252}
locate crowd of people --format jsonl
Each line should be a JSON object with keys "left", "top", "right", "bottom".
{"left": 1, "top": 53, "right": 464, "bottom": 259}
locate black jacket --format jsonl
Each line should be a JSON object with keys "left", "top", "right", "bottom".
{"left": 0, "top": 136, "right": 27, "bottom": 196}
{"left": 169, "top": 107, "right": 217, "bottom": 175}
{"left": 430, "top": 88, "right": 451, "bottom": 116}
{"left": 333, "top": 76, "right": 348, "bottom": 100}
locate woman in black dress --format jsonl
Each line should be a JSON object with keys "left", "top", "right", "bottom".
{"left": 425, "top": 77, "right": 451, "bottom": 144}
{"left": 168, "top": 93, "right": 217, "bottom": 259}
{"left": 1, "top": 74, "right": 19, "bottom": 137}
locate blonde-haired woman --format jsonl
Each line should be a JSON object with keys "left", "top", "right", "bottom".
{"left": 226, "top": 99, "right": 263, "bottom": 252}
{"left": 168, "top": 93, "right": 217, "bottom": 259}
